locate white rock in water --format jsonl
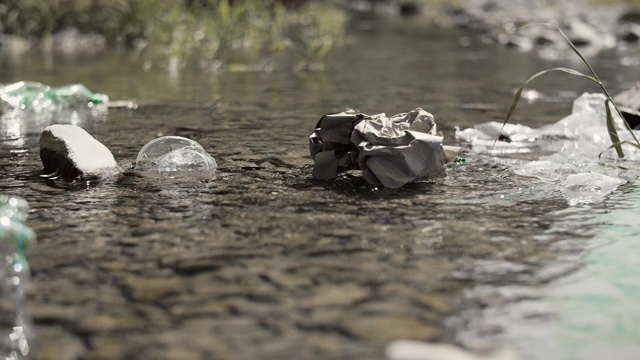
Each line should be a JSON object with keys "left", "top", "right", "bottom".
{"left": 40, "top": 124, "right": 120, "bottom": 179}
{"left": 385, "top": 340, "right": 518, "bottom": 360}
{"left": 561, "top": 172, "right": 625, "bottom": 206}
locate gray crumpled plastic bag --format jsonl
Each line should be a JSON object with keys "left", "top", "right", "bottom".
{"left": 310, "top": 108, "right": 458, "bottom": 188}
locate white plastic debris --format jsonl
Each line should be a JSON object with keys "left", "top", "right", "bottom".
{"left": 0, "top": 194, "right": 35, "bottom": 359}
{"left": 456, "top": 92, "right": 638, "bottom": 206}
{"left": 455, "top": 93, "right": 631, "bottom": 156}
{"left": 134, "top": 136, "right": 217, "bottom": 179}
{"left": 39, "top": 124, "right": 120, "bottom": 180}
{"left": 310, "top": 108, "right": 460, "bottom": 188}
{"left": 385, "top": 340, "right": 518, "bottom": 360}
{"left": 561, "top": 173, "right": 626, "bottom": 206}
{"left": 513, "top": 160, "right": 573, "bottom": 182}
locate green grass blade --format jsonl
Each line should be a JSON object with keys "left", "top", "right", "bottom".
{"left": 523, "top": 23, "right": 600, "bottom": 81}
{"left": 605, "top": 99, "right": 624, "bottom": 158}
{"left": 495, "top": 67, "right": 599, "bottom": 146}
{"left": 512, "top": 23, "right": 640, "bottom": 158}
{"left": 599, "top": 140, "right": 640, "bottom": 159}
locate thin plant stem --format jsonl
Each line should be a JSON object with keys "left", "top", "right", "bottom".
{"left": 498, "top": 23, "right": 640, "bottom": 158}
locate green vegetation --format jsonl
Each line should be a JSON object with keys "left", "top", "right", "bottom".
{"left": 0, "top": 0, "right": 347, "bottom": 71}
{"left": 500, "top": 23, "right": 640, "bottom": 159}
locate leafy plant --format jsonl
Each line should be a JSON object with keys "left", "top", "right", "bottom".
{"left": 500, "top": 23, "right": 640, "bottom": 158}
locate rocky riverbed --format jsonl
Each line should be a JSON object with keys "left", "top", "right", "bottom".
{"left": 1, "top": 1, "right": 640, "bottom": 359}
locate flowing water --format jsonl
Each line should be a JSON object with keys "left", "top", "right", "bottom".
{"left": 1, "top": 17, "right": 639, "bottom": 360}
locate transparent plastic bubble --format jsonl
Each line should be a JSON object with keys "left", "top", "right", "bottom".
{"left": 134, "top": 136, "right": 217, "bottom": 179}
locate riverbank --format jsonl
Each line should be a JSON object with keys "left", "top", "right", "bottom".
{"left": 1, "top": 0, "right": 637, "bottom": 71}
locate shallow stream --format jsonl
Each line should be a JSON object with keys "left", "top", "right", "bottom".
{"left": 1, "top": 17, "right": 639, "bottom": 360}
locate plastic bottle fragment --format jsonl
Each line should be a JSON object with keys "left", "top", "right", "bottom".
{"left": 0, "top": 195, "right": 35, "bottom": 360}
{"left": 134, "top": 136, "right": 217, "bottom": 179}
{"left": 0, "top": 81, "right": 108, "bottom": 112}
{"left": 561, "top": 173, "right": 626, "bottom": 206}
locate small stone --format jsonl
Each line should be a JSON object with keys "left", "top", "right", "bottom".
{"left": 39, "top": 124, "right": 120, "bottom": 180}
{"left": 119, "top": 274, "right": 184, "bottom": 302}
{"left": 615, "top": 83, "right": 640, "bottom": 112}
{"left": 31, "top": 326, "right": 86, "bottom": 360}
{"left": 619, "top": 9, "right": 640, "bottom": 24}
{"left": 385, "top": 340, "right": 519, "bottom": 360}
{"left": 31, "top": 304, "right": 78, "bottom": 323}
{"left": 339, "top": 315, "right": 440, "bottom": 342}
{"left": 75, "top": 312, "right": 147, "bottom": 333}
{"left": 297, "top": 284, "right": 369, "bottom": 308}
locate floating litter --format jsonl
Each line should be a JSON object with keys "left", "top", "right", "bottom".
{"left": 0, "top": 194, "right": 35, "bottom": 358}
{"left": 134, "top": 136, "right": 217, "bottom": 179}
{"left": 0, "top": 81, "right": 107, "bottom": 111}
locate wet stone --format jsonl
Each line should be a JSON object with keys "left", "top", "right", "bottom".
{"left": 31, "top": 326, "right": 86, "bottom": 360}
{"left": 30, "top": 304, "right": 79, "bottom": 324}
{"left": 75, "top": 311, "right": 148, "bottom": 333}
{"left": 170, "top": 301, "right": 227, "bottom": 320}
{"left": 296, "top": 283, "right": 370, "bottom": 308}
{"left": 118, "top": 274, "right": 184, "bottom": 302}
{"left": 338, "top": 315, "right": 442, "bottom": 342}
{"left": 39, "top": 124, "right": 120, "bottom": 180}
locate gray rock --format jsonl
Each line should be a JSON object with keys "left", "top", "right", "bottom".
{"left": 385, "top": 340, "right": 519, "bottom": 360}
{"left": 31, "top": 326, "right": 86, "bottom": 360}
{"left": 615, "top": 83, "right": 640, "bottom": 111}
{"left": 615, "top": 83, "right": 640, "bottom": 129}
{"left": 338, "top": 314, "right": 441, "bottom": 341}
{"left": 39, "top": 124, "right": 120, "bottom": 180}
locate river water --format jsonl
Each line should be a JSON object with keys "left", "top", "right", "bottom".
{"left": 1, "top": 16, "right": 639, "bottom": 360}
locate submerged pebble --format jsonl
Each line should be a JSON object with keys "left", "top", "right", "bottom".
{"left": 385, "top": 340, "right": 518, "bottom": 360}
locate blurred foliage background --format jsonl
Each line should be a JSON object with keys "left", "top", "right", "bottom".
{"left": 0, "top": 0, "right": 349, "bottom": 71}
{"left": 0, "top": 0, "right": 636, "bottom": 72}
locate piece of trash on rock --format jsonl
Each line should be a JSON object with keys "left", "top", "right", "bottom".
{"left": 134, "top": 136, "right": 217, "bottom": 179}
{"left": 0, "top": 81, "right": 108, "bottom": 112}
{"left": 309, "top": 108, "right": 460, "bottom": 188}
{"left": 40, "top": 124, "right": 121, "bottom": 180}
{"left": 385, "top": 340, "right": 518, "bottom": 360}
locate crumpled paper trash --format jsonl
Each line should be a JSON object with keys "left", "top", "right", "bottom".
{"left": 310, "top": 108, "right": 460, "bottom": 188}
